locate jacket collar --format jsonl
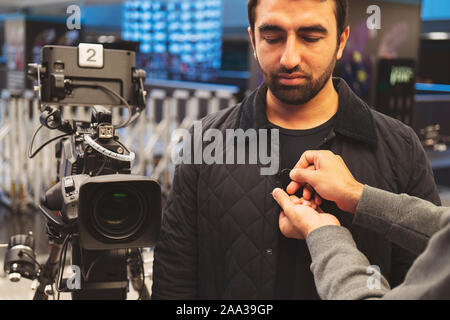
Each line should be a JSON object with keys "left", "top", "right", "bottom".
{"left": 236, "top": 77, "right": 378, "bottom": 146}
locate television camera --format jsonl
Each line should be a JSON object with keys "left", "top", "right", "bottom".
{"left": 2, "top": 44, "right": 161, "bottom": 300}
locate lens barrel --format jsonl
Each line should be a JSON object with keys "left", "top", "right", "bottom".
{"left": 78, "top": 174, "right": 161, "bottom": 250}
{"left": 91, "top": 185, "right": 146, "bottom": 241}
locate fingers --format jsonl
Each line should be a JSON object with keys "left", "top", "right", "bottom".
{"left": 301, "top": 185, "right": 321, "bottom": 210}
{"left": 286, "top": 169, "right": 316, "bottom": 196}
{"left": 287, "top": 165, "right": 315, "bottom": 195}
{"left": 290, "top": 194, "right": 317, "bottom": 210}
{"left": 272, "top": 188, "right": 295, "bottom": 214}
{"left": 314, "top": 193, "right": 322, "bottom": 206}
{"left": 292, "top": 150, "right": 320, "bottom": 169}
{"left": 301, "top": 199, "right": 317, "bottom": 210}
{"left": 273, "top": 188, "right": 318, "bottom": 217}
{"left": 286, "top": 181, "right": 301, "bottom": 195}
{"left": 289, "top": 195, "right": 302, "bottom": 205}
{"left": 290, "top": 168, "right": 316, "bottom": 188}
{"left": 302, "top": 184, "right": 314, "bottom": 200}
{"left": 293, "top": 196, "right": 314, "bottom": 208}
{"left": 293, "top": 150, "right": 339, "bottom": 171}
{"left": 287, "top": 165, "right": 313, "bottom": 195}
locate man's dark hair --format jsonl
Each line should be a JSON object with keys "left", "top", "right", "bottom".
{"left": 248, "top": 0, "right": 349, "bottom": 42}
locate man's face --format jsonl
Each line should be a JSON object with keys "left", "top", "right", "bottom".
{"left": 249, "top": 0, "right": 347, "bottom": 105}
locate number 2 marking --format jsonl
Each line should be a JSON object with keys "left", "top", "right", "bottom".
{"left": 87, "top": 48, "right": 96, "bottom": 62}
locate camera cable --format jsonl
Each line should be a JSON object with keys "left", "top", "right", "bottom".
{"left": 56, "top": 234, "right": 71, "bottom": 300}
{"left": 28, "top": 124, "right": 72, "bottom": 159}
{"left": 69, "top": 81, "right": 139, "bottom": 129}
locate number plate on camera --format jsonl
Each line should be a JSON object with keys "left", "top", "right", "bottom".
{"left": 78, "top": 43, "right": 104, "bottom": 68}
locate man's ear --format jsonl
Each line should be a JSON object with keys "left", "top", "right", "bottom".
{"left": 336, "top": 26, "right": 350, "bottom": 61}
{"left": 248, "top": 26, "right": 257, "bottom": 59}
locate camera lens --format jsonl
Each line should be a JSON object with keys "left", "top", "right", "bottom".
{"left": 91, "top": 185, "right": 146, "bottom": 241}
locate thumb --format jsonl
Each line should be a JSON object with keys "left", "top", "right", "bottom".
{"left": 272, "top": 188, "right": 294, "bottom": 214}
{"left": 290, "top": 168, "right": 318, "bottom": 185}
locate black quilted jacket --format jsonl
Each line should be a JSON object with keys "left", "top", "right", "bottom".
{"left": 152, "top": 78, "right": 440, "bottom": 300}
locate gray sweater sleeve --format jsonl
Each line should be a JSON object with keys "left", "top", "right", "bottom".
{"left": 306, "top": 226, "right": 391, "bottom": 300}
{"left": 306, "top": 185, "right": 450, "bottom": 300}
{"left": 353, "top": 185, "right": 446, "bottom": 254}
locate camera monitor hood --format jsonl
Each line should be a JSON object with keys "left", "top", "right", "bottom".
{"left": 30, "top": 44, "right": 145, "bottom": 108}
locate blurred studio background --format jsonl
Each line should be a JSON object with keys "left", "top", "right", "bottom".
{"left": 0, "top": 0, "right": 449, "bottom": 299}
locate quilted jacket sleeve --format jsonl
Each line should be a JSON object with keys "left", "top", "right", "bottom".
{"left": 389, "top": 126, "right": 441, "bottom": 287}
{"left": 151, "top": 162, "right": 199, "bottom": 299}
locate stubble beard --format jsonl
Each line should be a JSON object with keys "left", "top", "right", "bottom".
{"left": 257, "top": 51, "right": 337, "bottom": 106}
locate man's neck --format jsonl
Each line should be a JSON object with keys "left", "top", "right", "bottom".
{"left": 266, "top": 77, "right": 339, "bottom": 130}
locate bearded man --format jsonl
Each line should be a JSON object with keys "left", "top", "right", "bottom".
{"left": 151, "top": 0, "right": 440, "bottom": 299}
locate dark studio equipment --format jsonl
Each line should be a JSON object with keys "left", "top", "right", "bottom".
{"left": 3, "top": 44, "right": 161, "bottom": 300}
{"left": 420, "top": 124, "right": 450, "bottom": 151}
{"left": 3, "top": 233, "right": 39, "bottom": 283}
{"left": 375, "top": 59, "right": 416, "bottom": 126}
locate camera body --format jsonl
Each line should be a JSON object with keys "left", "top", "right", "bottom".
{"left": 40, "top": 103, "right": 161, "bottom": 250}
{"left": 44, "top": 173, "right": 161, "bottom": 250}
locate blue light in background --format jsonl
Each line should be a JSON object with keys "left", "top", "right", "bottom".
{"left": 140, "top": 42, "right": 152, "bottom": 53}
{"left": 141, "top": 22, "right": 151, "bottom": 31}
{"left": 416, "top": 83, "right": 450, "bottom": 93}
{"left": 169, "top": 43, "right": 181, "bottom": 54}
{"left": 141, "top": 12, "right": 152, "bottom": 20}
{"left": 132, "top": 32, "right": 140, "bottom": 42}
{"left": 154, "top": 32, "right": 166, "bottom": 41}
{"left": 422, "top": 0, "right": 450, "bottom": 20}
{"left": 153, "top": 12, "right": 165, "bottom": 20}
{"left": 182, "top": 22, "right": 193, "bottom": 30}
{"left": 122, "top": 0, "right": 223, "bottom": 81}
{"left": 167, "top": 3, "right": 176, "bottom": 11}
{"left": 181, "top": 2, "right": 191, "bottom": 11}
{"left": 155, "top": 43, "right": 166, "bottom": 53}
{"left": 141, "top": 1, "right": 151, "bottom": 11}
{"left": 142, "top": 33, "right": 152, "bottom": 42}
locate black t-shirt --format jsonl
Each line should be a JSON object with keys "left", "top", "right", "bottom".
{"left": 271, "top": 116, "right": 335, "bottom": 299}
